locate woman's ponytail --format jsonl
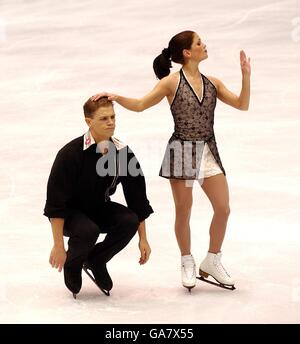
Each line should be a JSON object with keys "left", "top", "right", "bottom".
{"left": 152, "top": 31, "right": 195, "bottom": 79}
{"left": 153, "top": 47, "right": 172, "bottom": 80}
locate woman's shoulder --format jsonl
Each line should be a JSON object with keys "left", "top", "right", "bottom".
{"left": 204, "top": 75, "right": 219, "bottom": 91}
{"left": 168, "top": 70, "right": 181, "bottom": 80}
{"left": 160, "top": 70, "right": 181, "bottom": 89}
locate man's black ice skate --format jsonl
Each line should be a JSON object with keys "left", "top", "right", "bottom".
{"left": 63, "top": 264, "right": 82, "bottom": 299}
{"left": 83, "top": 261, "right": 112, "bottom": 296}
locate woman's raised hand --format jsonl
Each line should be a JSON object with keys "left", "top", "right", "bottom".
{"left": 240, "top": 50, "right": 251, "bottom": 77}
{"left": 90, "top": 92, "right": 118, "bottom": 101}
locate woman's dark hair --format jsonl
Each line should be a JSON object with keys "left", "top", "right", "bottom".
{"left": 153, "top": 30, "right": 195, "bottom": 79}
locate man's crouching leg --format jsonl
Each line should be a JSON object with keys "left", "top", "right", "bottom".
{"left": 87, "top": 202, "right": 140, "bottom": 291}
{"left": 63, "top": 212, "right": 101, "bottom": 295}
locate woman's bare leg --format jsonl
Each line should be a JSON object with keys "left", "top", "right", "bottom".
{"left": 200, "top": 173, "right": 230, "bottom": 253}
{"left": 169, "top": 179, "right": 193, "bottom": 255}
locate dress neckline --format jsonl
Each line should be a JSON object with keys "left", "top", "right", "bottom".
{"left": 181, "top": 68, "right": 205, "bottom": 105}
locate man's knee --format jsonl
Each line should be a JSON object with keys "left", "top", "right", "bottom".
{"left": 84, "top": 222, "right": 101, "bottom": 241}
{"left": 121, "top": 211, "right": 139, "bottom": 234}
{"left": 65, "top": 212, "right": 100, "bottom": 240}
{"left": 67, "top": 221, "right": 100, "bottom": 242}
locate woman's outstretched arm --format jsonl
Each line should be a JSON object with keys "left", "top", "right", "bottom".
{"left": 208, "top": 50, "right": 251, "bottom": 111}
{"left": 91, "top": 77, "right": 171, "bottom": 112}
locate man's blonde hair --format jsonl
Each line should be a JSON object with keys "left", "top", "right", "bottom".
{"left": 83, "top": 96, "right": 113, "bottom": 118}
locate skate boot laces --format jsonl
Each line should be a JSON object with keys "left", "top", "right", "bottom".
{"left": 182, "top": 257, "right": 196, "bottom": 279}
{"left": 214, "top": 253, "right": 231, "bottom": 278}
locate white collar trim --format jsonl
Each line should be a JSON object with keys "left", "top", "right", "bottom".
{"left": 83, "top": 130, "right": 127, "bottom": 151}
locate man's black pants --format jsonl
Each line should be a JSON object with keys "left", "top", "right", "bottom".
{"left": 63, "top": 202, "right": 140, "bottom": 269}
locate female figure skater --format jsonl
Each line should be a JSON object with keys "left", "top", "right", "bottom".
{"left": 91, "top": 30, "right": 251, "bottom": 291}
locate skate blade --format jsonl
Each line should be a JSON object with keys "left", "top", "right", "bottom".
{"left": 197, "top": 271, "right": 236, "bottom": 291}
{"left": 83, "top": 266, "right": 110, "bottom": 296}
{"left": 183, "top": 285, "right": 195, "bottom": 293}
{"left": 73, "top": 293, "right": 77, "bottom": 299}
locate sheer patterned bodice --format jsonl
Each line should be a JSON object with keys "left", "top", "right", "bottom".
{"left": 170, "top": 68, "right": 216, "bottom": 141}
{"left": 159, "top": 68, "right": 226, "bottom": 179}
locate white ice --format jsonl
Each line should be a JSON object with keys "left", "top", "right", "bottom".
{"left": 0, "top": 0, "right": 300, "bottom": 324}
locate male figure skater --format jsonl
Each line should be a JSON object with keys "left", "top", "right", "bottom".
{"left": 44, "top": 96, "right": 153, "bottom": 298}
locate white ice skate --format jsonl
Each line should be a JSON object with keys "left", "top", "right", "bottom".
{"left": 181, "top": 255, "right": 196, "bottom": 292}
{"left": 197, "top": 252, "right": 235, "bottom": 290}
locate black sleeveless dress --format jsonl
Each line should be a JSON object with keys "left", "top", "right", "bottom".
{"left": 159, "top": 68, "right": 226, "bottom": 180}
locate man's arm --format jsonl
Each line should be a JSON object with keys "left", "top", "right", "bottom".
{"left": 137, "top": 221, "right": 151, "bottom": 265}
{"left": 120, "top": 147, "right": 154, "bottom": 264}
{"left": 44, "top": 148, "right": 76, "bottom": 219}
{"left": 49, "top": 218, "right": 66, "bottom": 272}
{"left": 120, "top": 149, "right": 154, "bottom": 222}
{"left": 121, "top": 171, "right": 153, "bottom": 265}
{"left": 44, "top": 148, "right": 76, "bottom": 272}
{"left": 50, "top": 218, "right": 65, "bottom": 248}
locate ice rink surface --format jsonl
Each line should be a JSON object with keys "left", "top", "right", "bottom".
{"left": 0, "top": 0, "right": 300, "bottom": 323}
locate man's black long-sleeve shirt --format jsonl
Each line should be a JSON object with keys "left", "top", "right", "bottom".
{"left": 43, "top": 132, "right": 154, "bottom": 222}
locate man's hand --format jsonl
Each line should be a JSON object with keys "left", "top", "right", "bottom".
{"left": 49, "top": 246, "right": 67, "bottom": 272}
{"left": 90, "top": 92, "right": 119, "bottom": 102}
{"left": 138, "top": 239, "right": 151, "bottom": 265}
